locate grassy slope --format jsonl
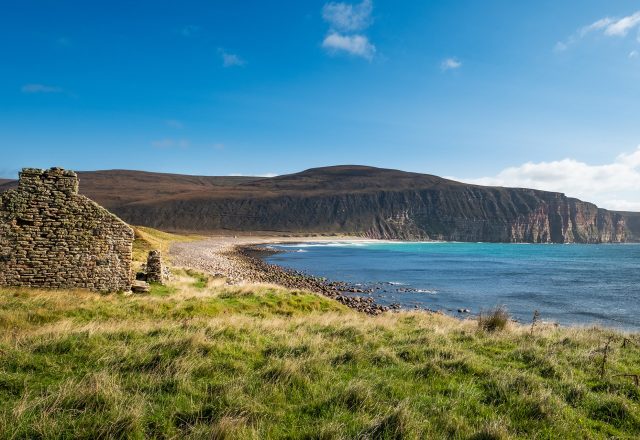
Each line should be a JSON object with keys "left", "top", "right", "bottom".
{"left": 131, "top": 226, "right": 201, "bottom": 264}
{"left": 0, "top": 231, "right": 639, "bottom": 439}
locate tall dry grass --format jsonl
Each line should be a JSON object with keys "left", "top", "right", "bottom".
{"left": 1, "top": 227, "right": 639, "bottom": 438}
{"left": 1, "top": 271, "right": 639, "bottom": 439}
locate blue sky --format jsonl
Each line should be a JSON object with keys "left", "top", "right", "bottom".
{"left": 1, "top": 1, "right": 640, "bottom": 209}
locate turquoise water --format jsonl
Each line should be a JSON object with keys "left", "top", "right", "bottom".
{"left": 266, "top": 242, "right": 640, "bottom": 330}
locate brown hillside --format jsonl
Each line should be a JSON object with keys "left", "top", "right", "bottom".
{"left": 1, "top": 166, "right": 638, "bottom": 242}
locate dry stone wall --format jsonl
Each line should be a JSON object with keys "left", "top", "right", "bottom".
{"left": 145, "top": 250, "right": 164, "bottom": 284}
{"left": 0, "top": 168, "right": 134, "bottom": 292}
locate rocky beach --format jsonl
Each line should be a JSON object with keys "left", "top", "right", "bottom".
{"left": 170, "top": 237, "right": 390, "bottom": 314}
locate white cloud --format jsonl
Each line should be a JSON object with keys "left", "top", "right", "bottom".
{"left": 165, "top": 119, "right": 184, "bottom": 129}
{"left": 605, "top": 12, "right": 640, "bottom": 36}
{"left": 556, "top": 11, "right": 640, "bottom": 50}
{"left": 322, "top": 32, "right": 376, "bottom": 59}
{"left": 605, "top": 200, "right": 640, "bottom": 211}
{"left": 581, "top": 18, "right": 615, "bottom": 36}
{"left": 321, "top": 1, "right": 376, "bottom": 60}
{"left": 151, "top": 138, "right": 190, "bottom": 149}
{"left": 452, "top": 146, "right": 640, "bottom": 211}
{"left": 322, "top": 0, "right": 372, "bottom": 32}
{"left": 218, "top": 49, "right": 245, "bottom": 67}
{"left": 21, "top": 84, "right": 63, "bottom": 94}
{"left": 629, "top": 50, "right": 639, "bottom": 58}
{"left": 440, "top": 57, "right": 462, "bottom": 71}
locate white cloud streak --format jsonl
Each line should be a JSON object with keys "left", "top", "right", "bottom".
{"left": 321, "top": 0, "right": 376, "bottom": 60}
{"left": 440, "top": 57, "right": 462, "bottom": 71}
{"left": 322, "top": 33, "right": 376, "bottom": 59}
{"left": 452, "top": 146, "right": 640, "bottom": 211}
{"left": 21, "top": 84, "right": 63, "bottom": 94}
{"left": 322, "top": 0, "right": 372, "bottom": 32}
{"left": 556, "top": 11, "right": 640, "bottom": 51}
{"left": 218, "top": 49, "right": 245, "bottom": 67}
{"left": 605, "top": 12, "right": 640, "bottom": 36}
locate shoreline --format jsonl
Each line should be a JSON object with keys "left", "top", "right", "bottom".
{"left": 169, "top": 236, "right": 394, "bottom": 315}
{"left": 168, "top": 236, "right": 539, "bottom": 319}
{"left": 234, "top": 245, "right": 390, "bottom": 314}
{"left": 169, "top": 236, "right": 636, "bottom": 330}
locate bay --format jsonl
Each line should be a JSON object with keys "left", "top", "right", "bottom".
{"left": 265, "top": 242, "right": 640, "bottom": 330}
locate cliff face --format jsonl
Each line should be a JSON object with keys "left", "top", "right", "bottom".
{"left": 109, "top": 182, "right": 630, "bottom": 243}
{"left": 0, "top": 166, "right": 637, "bottom": 243}
{"left": 620, "top": 212, "right": 640, "bottom": 242}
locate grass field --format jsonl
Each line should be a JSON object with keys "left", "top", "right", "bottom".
{"left": 131, "top": 226, "right": 202, "bottom": 264}
{"left": 0, "top": 231, "right": 639, "bottom": 439}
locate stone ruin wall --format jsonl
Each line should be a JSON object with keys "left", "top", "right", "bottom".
{"left": 0, "top": 168, "right": 134, "bottom": 292}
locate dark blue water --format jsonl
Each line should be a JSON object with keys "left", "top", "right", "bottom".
{"left": 265, "top": 242, "right": 640, "bottom": 330}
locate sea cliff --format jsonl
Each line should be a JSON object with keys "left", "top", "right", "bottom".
{"left": 112, "top": 189, "right": 629, "bottom": 243}
{"left": 1, "top": 165, "right": 638, "bottom": 243}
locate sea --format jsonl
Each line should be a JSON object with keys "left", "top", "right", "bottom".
{"left": 265, "top": 241, "right": 640, "bottom": 331}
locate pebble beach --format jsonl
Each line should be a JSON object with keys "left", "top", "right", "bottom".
{"left": 169, "top": 237, "right": 390, "bottom": 314}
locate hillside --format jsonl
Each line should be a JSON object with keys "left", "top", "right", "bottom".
{"left": 2, "top": 166, "right": 639, "bottom": 243}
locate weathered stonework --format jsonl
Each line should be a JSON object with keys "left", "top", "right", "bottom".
{"left": 146, "top": 250, "right": 164, "bottom": 284}
{"left": 0, "top": 168, "right": 134, "bottom": 292}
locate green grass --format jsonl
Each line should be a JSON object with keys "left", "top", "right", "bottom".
{"left": 185, "top": 269, "right": 210, "bottom": 289}
{"left": 1, "top": 271, "right": 640, "bottom": 439}
{"left": 132, "top": 226, "right": 201, "bottom": 264}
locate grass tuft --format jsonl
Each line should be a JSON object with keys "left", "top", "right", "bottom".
{"left": 479, "top": 306, "right": 510, "bottom": 333}
{"left": 363, "top": 403, "right": 415, "bottom": 440}
{"left": 589, "top": 397, "right": 639, "bottom": 429}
